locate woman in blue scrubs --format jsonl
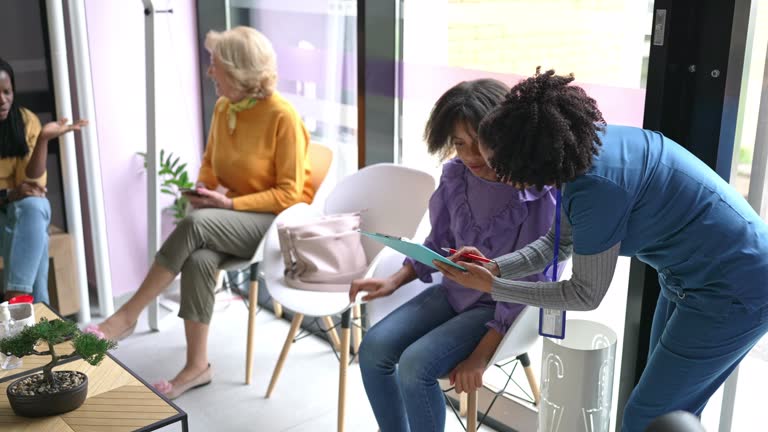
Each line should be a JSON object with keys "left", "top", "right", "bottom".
{"left": 434, "top": 68, "right": 768, "bottom": 432}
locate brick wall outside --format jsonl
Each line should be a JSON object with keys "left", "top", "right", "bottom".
{"left": 443, "top": 0, "right": 650, "bottom": 88}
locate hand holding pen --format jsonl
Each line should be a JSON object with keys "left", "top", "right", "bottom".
{"left": 433, "top": 246, "right": 499, "bottom": 292}
{"left": 441, "top": 247, "right": 500, "bottom": 276}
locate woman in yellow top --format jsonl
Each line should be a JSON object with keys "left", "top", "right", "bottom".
{"left": 0, "top": 58, "right": 86, "bottom": 304}
{"left": 86, "top": 27, "right": 315, "bottom": 398}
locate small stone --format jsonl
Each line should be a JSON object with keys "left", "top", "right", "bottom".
{"left": 9, "top": 371, "right": 85, "bottom": 396}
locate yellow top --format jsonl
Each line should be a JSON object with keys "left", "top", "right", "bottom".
{"left": 0, "top": 108, "right": 47, "bottom": 189}
{"left": 198, "top": 93, "right": 314, "bottom": 213}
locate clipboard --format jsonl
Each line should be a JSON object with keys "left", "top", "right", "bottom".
{"left": 359, "top": 230, "right": 466, "bottom": 271}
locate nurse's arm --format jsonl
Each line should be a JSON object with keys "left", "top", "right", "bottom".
{"left": 490, "top": 243, "right": 621, "bottom": 311}
{"left": 494, "top": 207, "right": 574, "bottom": 280}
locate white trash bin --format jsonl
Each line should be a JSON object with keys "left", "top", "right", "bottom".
{"left": 538, "top": 319, "right": 618, "bottom": 432}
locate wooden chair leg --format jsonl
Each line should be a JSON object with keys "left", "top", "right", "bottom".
{"left": 245, "top": 278, "right": 259, "bottom": 384}
{"left": 322, "top": 316, "right": 342, "bottom": 351}
{"left": 273, "top": 299, "right": 284, "bottom": 318}
{"left": 338, "top": 309, "right": 352, "bottom": 432}
{"left": 266, "top": 313, "right": 304, "bottom": 398}
{"left": 467, "top": 390, "right": 478, "bottom": 432}
{"left": 351, "top": 304, "right": 362, "bottom": 354}
{"left": 459, "top": 392, "right": 468, "bottom": 417}
{"left": 519, "top": 353, "right": 541, "bottom": 406}
{"left": 524, "top": 364, "right": 541, "bottom": 406}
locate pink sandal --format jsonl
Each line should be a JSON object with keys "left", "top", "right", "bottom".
{"left": 83, "top": 324, "right": 106, "bottom": 339}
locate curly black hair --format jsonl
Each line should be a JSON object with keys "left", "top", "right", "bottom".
{"left": 0, "top": 58, "right": 30, "bottom": 159}
{"left": 478, "top": 67, "right": 606, "bottom": 188}
{"left": 424, "top": 79, "right": 509, "bottom": 160}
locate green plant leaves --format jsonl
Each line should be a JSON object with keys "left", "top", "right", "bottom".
{"left": 73, "top": 333, "right": 117, "bottom": 366}
{"left": 0, "top": 318, "right": 116, "bottom": 363}
{"left": 138, "top": 149, "right": 193, "bottom": 224}
{"left": 29, "top": 318, "right": 78, "bottom": 345}
{"left": 0, "top": 327, "right": 39, "bottom": 357}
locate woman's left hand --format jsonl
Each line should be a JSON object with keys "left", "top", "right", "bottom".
{"left": 40, "top": 118, "right": 88, "bottom": 142}
{"left": 434, "top": 260, "right": 494, "bottom": 293}
{"left": 187, "top": 188, "right": 233, "bottom": 209}
{"left": 449, "top": 354, "right": 486, "bottom": 394}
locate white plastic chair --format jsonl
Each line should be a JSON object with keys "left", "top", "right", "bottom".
{"left": 257, "top": 163, "right": 436, "bottom": 432}
{"left": 204, "top": 142, "right": 335, "bottom": 384}
{"left": 365, "top": 249, "right": 542, "bottom": 432}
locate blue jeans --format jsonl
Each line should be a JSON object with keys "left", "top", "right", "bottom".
{"left": 0, "top": 197, "right": 50, "bottom": 304}
{"left": 621, "top": 294, "right": 768, "bottom": 431}
{"left": 359, "top": 285, "right": 494, "bottom": 432}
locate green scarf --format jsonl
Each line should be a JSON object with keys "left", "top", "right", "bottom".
{"left": 227, "top": 97, "right": 258, "bottom": 134}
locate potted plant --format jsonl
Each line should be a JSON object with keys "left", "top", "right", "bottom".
{"left": 138, "top": 149, "right": 195, "bottom": 224}
{"left": 0, "top": 318, "right": 117, "bottom": 417}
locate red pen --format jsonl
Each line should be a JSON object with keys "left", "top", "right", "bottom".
{"left": 441, "top": 248, "right": 495, "bottom": 263}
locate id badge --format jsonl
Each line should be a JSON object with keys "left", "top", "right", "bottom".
{"left": 539, "top": 308, "right": 566, "bottom": 339}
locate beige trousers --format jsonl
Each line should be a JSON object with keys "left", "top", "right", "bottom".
{"left": 155, "top": 208, "right": 274, "bottom": 324}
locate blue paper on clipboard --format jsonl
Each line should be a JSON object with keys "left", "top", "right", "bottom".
{"left": 359, "top": 231, "right": 466, "bottom": 271}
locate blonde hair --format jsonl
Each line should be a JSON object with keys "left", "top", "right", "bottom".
{"left": 205, "top": 26, "right": 277, "bottom": 99}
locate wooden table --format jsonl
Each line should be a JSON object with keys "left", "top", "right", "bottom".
{"left": 0, "top": 304, "right": 188, "bottom": 432}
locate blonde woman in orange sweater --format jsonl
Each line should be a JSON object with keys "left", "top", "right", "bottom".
{"left": 86, "top": 27, "right": 314, "bottom": 399}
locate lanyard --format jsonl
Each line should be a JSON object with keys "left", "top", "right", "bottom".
{"left": 539, "top": 189, "right": 566, "bottom": 339}
{"left": 544, "top": 189, "right": 562, "bottom": 282}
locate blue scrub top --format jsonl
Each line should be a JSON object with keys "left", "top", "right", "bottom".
{"left": 563, "top": 125, "right": 768, "bottom": 314}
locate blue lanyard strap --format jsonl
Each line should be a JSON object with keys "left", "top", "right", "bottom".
{"left": 543, "top": 189, "right": 562, "bottom": 282}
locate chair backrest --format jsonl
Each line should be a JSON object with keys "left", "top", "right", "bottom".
{"left": 308, "top": 142, "right": 333, "bottom": 193}
{"left": 324, "top": 163, "right": 435, "bottom": 263}
{"left": 248, "top": 143, "right": 333, "bottom": 265}
{"left": 487, "top": 306, "right": 540, "bottom": 366}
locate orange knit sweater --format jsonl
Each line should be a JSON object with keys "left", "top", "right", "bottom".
{"left": 197, "top": 93, "right": 314, "bottom": 213}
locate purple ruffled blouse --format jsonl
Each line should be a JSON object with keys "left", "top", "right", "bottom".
{"left": 405, "top": 158, "right": 557, "bottom": 334}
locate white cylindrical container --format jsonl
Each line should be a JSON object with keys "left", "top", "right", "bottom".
{"left": 0, "top": 302, "right": 35, "bottom": 370}
{"left": 538, "top": 319, "right": 618, "bottom": 432}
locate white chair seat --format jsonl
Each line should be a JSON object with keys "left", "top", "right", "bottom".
{"left": 258, "top": 203, "right": 353, "bottom": 318}
{"left": 266, "top": 280, "right": 352, "bottom": 317}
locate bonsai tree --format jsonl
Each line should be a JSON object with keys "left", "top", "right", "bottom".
{"left": 0, "top": 318, "right": 117, "bottom": 388}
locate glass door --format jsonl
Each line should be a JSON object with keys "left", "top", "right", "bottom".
{"left": 228, "top": 0, "right": 359, "bottom": 178}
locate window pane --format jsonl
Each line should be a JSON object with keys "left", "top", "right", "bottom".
{"left": 229, "top": 0, "right": 358, "bottom": 177}
{"left": 722, "top": 1, "right": 768, "bottom": 430}
{"left": 402, "top": 0, "right": 653, "bottom": 429}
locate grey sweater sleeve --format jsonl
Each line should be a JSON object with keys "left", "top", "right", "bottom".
{"left": 494, "top": 207, "right": 574, "bottom": 280}
{"left": 491, "top": 242, "right": 621, "bottom": 311}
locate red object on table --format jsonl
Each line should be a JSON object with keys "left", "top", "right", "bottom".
{"left": 8, "top": 295, "right": 34, "bottom": 304}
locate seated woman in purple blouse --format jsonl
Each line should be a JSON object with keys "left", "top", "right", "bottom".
{"left": 348, "top": 79, "right": 557, "bottom": 432}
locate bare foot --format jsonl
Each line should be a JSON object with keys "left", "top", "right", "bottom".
{"left": 94, "top": 312, "right": 135, "bottom": 340}
{"left": 170, "top": 363, "right": 210, "bottom": 387}
{"left": 154, "top": 362, "right": 213, "bottom": 399}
